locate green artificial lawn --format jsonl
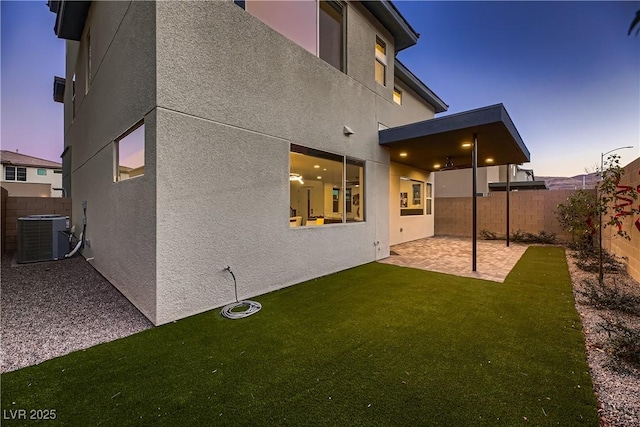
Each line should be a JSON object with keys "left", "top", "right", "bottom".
{"left": 1, "top": 247, "right": 598, "bottom": 426}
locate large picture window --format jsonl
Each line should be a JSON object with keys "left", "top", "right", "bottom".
{"left": 114, "top": 121, "right": 145, "bottom": 182}
{"left": 290, "top": 145, "right": 364, "bottom": 227}
{"left": 400, "top": 177, "right": 424, "bottom": 216}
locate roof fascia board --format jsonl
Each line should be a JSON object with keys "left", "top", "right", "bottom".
{"left": 379, "top": 103, "right": 530, "bottom": 162}
{"left": 361, "top": 1, "right": 418, "bottom": 52}
{"left": 395, "top": 60, "right": 448, "bottom": 113}
{"left": 51, "top": 1, "right": 91, "bottom": 41}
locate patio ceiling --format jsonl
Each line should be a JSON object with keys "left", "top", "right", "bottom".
{"left": 379, "top": 104, "right": 529, "bottom": 172}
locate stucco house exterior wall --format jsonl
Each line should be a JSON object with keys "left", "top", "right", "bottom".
{"left": 55, "top": 0, "right": 445, "bottom": 325}
{"left": 62, "top": 0, "right": 157, "bottom": 322}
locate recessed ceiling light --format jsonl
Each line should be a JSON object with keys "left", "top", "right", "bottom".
{"left": 486, "top": 158, "right": 494, "bottom": 163}
{"left": 317, "top": 176, "right": 322, "bottom": 179}
{"left": 433, "top": 163, "right": 441, "bottom": 169}
{"left": 323, "top": 168, "right": 327, "bottom": 171}
{"left": 462, "top": 143, "right": 472, "bottom": 148}
{"left": 399, "top": 152, "right": 408, "bottom": 157}
{"left": 314, "top": 165, "right": 320, "bottom": 169}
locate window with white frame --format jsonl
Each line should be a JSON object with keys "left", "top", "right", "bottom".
{"left": 5, "top": 166, "right": 26, "bottom": 182}
{"left": 114, "top": 121, "right": 145, "bottom": 182}
{"left": 393, "top": 87, "right": 402, "bottom": 105}
{"left": 400, "top": 177, "right": 424, "bottom": 216}
{"left": 426, "top": 182, "right": 433, "bottom": 215}
{"left": 37, "top": 168, "right": 47, "bottom": 176}
{"left": 375, "top": 37, "right": 386, "bottom": 86}
{"left": 289, "top": 144, "right": 364, "bottom": 227}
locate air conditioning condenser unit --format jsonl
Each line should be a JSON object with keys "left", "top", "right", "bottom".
{"left": 17, "top": 215, "right": 70, "bottom": 263}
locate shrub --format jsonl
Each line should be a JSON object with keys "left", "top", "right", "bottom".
{"left": 510, "top": 230, "right": 557, "bottom": 244}
{"left": 479, "top": 229, "right": 501, "bottom": 240}
{"left": 574, "top": 247, "right": 626, "bottom": 274}
{"left": 598, "top": 315, "right": 640, "bottom": 373}
{"left": 577, "top": 277, "right": 640, "bottom": 315}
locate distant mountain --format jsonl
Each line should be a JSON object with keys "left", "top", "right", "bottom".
{"left": 537, "top": 172, "right": 599, "bottom": 191}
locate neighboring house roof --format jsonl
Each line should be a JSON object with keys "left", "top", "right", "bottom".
{"left": 395, "top": 60, "right": 448, "bottom": 113}
{"left": 0, "top": 150, "right": 62, "bottom": 169}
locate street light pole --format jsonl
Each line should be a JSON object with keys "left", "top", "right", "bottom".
{"left": 598, "top": 145, "right": 633, "bottom": 283}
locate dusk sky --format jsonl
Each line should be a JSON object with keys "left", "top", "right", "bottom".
{"left": 1, "top": 1, "right": 639, "bottom": 177}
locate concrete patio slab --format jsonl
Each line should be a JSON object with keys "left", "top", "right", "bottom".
{"left": 378, "top": 236, "right": 529, "bottom": 282}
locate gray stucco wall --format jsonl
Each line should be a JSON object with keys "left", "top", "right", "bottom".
{"left": 65, "top": 1, "right": 158, "bottom": 322}
{"left": 154, "top": 1, "right": 394, "bottom": 323}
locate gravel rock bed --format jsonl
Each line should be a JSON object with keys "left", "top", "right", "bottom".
{"left": 1, "top": 255, "right": 153, "bottom": 373}
{"left": 567, "top": 249, "right": 640, "bottom": 427}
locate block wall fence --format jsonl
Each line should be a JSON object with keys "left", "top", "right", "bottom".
{"left": 1, "top": 195, "right": 72, "bottom": 254}
{"left": 604, "top": 157, "right": 640, "bottom": 282}
{"left": 434, "top": 189, "right": 587, "bottom": 243}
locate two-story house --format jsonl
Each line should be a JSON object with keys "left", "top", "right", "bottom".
{"left": 0, "top": 150, "right": 64, "bottom": 197}
{"left": 49, "top": 0, "right": 530, "bottom": 325}
{"left": 435, "top": 164, "right": 546, "bottom": 197}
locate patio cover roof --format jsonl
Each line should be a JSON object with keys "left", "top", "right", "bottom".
{"left": 379, "top": 104, "right": 529, "bottom": 171}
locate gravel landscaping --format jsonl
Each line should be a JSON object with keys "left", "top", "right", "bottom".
{"left": 1, "top": 254, "right": 152, "bottom": 373}
{"left": 567, "top": 250, "right": 640, "bottom": 427}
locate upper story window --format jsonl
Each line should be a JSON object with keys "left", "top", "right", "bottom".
{"left": 37, "top": 168, "right": 47, "bottom": 176}
{"left": 319, "top": 1, "right": 344, "bottom": 72}
{"left": 72, "top": 74, "right": 76, "bottom": 118}
{"left": 393, "top": 87, "right": 402, "bottom": 105}
{"left": 5, "top": 166, "right": 26, "bottom": 182}
{"left": 85, "top": 29, "right": 91, "bottom": 95}
{"left": 375, "top": 37, "right": 386, "bottom": 86}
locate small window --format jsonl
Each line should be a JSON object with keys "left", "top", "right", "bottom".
{"left": 115, "top": 121, "right": 145, "bottom": 182}
{"left": 393, "top": 88, "right": 402, "bottom": 105}
{"left": 85, "top": 30, "right": 91, "bottom": 95}
{"left": 16, "top": 167, "right": 26, "bottom": 181}
{"left": 5, "top": 166, "right": 27, "bottom": 182}
{"left": 72, "top": 74, "right": 76, "bottom": 118}
{"left": 426, "top": 182, "right": 433, "bottom": 215}
{"left": 375, "top": 37, "right": 386, "bottom": 86}
{"left": 5, "top": 166, "right": 15, "bottom": 181}
{"left": 37, "top": 168, "right": 47, "bottom": 176}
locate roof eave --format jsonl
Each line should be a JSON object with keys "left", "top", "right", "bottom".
{"left": 49, "top": 1, "right": 91, "bottom": 41}
{"left": 361, "top": 1, "right": 419, "bottom": 52}
{"left": 395, "top": 60, "right": 448, "bottom": 113}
